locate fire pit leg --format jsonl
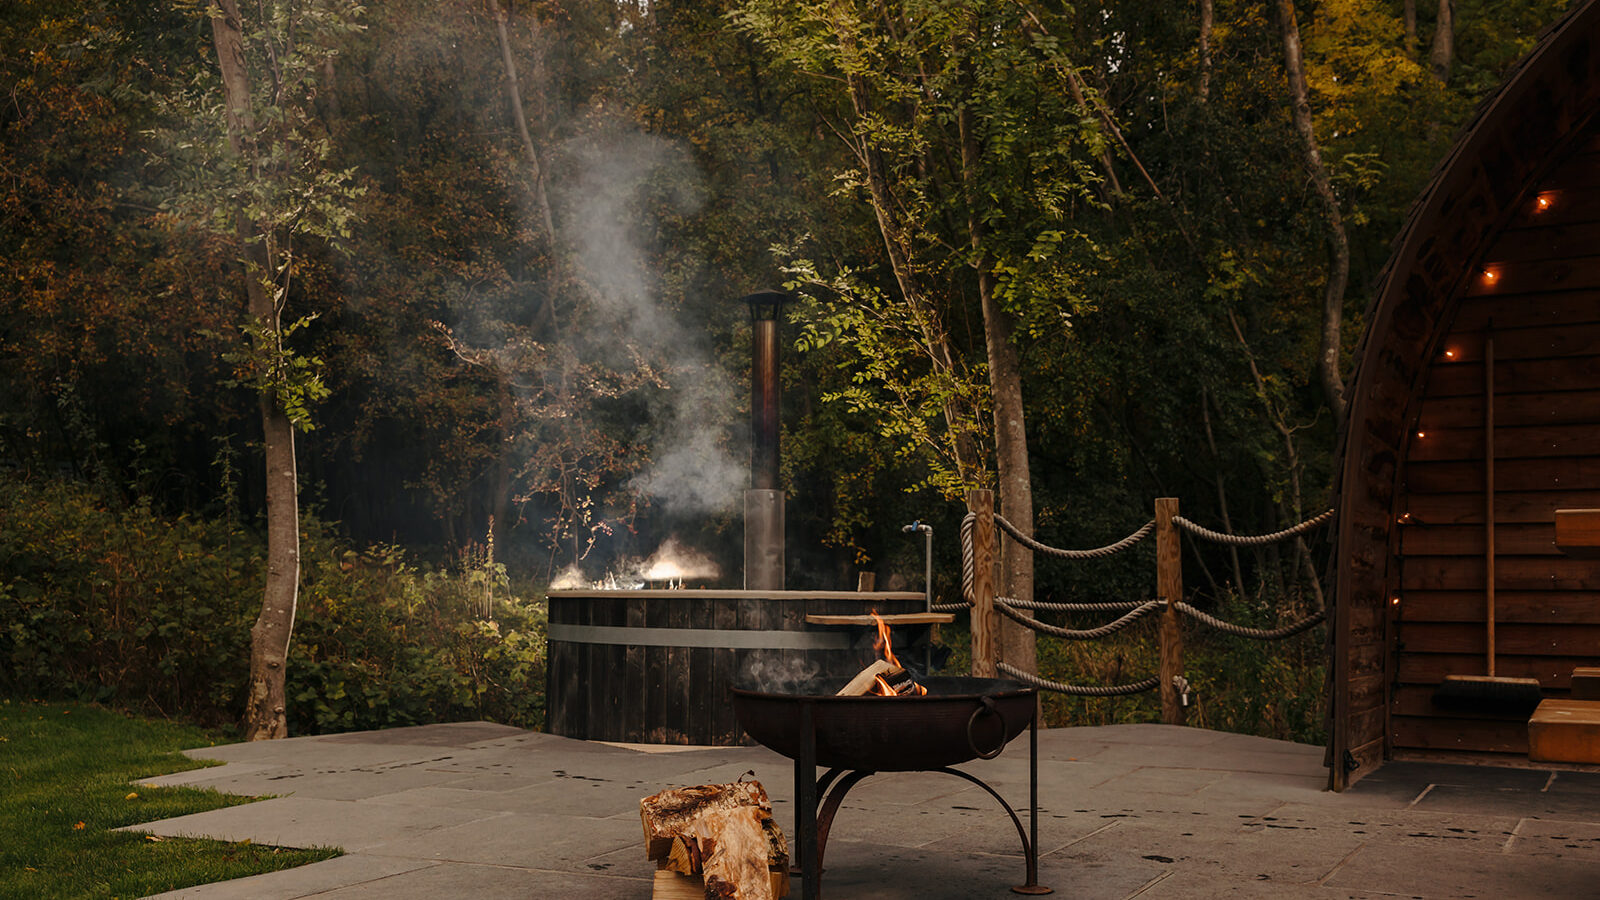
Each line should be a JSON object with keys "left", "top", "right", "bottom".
{"left": 1012, "top": 707, "right": 1052, "bottom": 895}
{"left": 796, "top": 699, "right": 820, "bottom": 900}
{"left": 815, "top": 768, "right": 873, "bottom": 876}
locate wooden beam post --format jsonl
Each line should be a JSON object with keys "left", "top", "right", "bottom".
{"left": 969, "top": 489, "right": 998, "bottom": 678}
{"left": 1156, "top": 497, "right": 1185, "bottom": 726}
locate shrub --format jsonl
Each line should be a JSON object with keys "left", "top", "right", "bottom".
{"left": 0, "top": 478, "right": 546, "bottom": 734}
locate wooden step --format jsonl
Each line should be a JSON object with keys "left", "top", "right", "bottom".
{"left": 1528, "top": 699, "right": 1600, "bottom": 764}
{"left": 1573, "top": 667, "right": 1600, "bottom": 701}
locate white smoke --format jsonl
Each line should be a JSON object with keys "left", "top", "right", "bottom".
{"left": 557, "top": 125, "right": 743, "bottom": 516}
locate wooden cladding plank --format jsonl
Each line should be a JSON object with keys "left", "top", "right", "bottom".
{"left": 1402, "top": 554, "right": 1600, "bottom": 590}
{"left": 1542, "top": 150, "right": 1600, "bottom": 191}
{"left": 1400, "top": 523, "right": 1559, "bottom": 556}
{"left": 1404, "top": 489, "right": 1600, "bottom": 523}
{"left": 1405, "top": 456, "right": 1600, "bottom": 493}
{"left": 1397, "top": 621, "right": 1600, "bottom": 656}
{"left": 1490, "top": 221, "right": 1600, "bottom": 263}
{"left": 1392, "top": 714, "right": 1530, "bottom": 754}
{"left": 1451, "top": 294, "right": 1600, "bottom": 335}
{"left": 1493, "top": 184, "right": 1600, "bottom": 229}
{"left": 1420, "top": 323, "right": 1600, "bottom": 364}
{"left": 1469, "top": 256, "right": 1600, "bottom": 297}
{"left": 1417, "top": 391, "right": 1600, "bottom": 430}
{"left": 1406, "top": 423, "right": 1600, "bottom": 461}
{"left": 1396, "top": 652, "right": 1588, "bottom": 687}
{"left": 1396, "top": 590, "right": 1600, "bottom": 624}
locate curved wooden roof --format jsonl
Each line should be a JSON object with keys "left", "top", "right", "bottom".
{"left": 1332, "top": 0, "right": 1600, "bottom": 788}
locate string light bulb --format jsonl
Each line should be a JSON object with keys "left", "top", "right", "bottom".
{"left": 1537, "top": 194, "right": 1553, "bottom": 212}
{"left": 1482, "top": 269, "right": 1500, "bottom": 284}
{"left": 1444, "top": 349, "right": 1457, "bottom": 359}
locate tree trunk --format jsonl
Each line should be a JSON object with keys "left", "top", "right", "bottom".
{"left": 1429, "top": 0, "right": 1453, "bottom": 84}
{"left": 1198, "top": 0, "right": 1213, "bottom": 102}
{"left": 1404, "top": 0, "right": 1418, "bottom": 56}
{"left": 958, "top": 100, "right": 1035, "bottom": 674}
{"left": 210, "top": 0, "right": 300, "bottom": 741}
{"left": 1276, "top": 0, "right": 1349, "bottom": 426}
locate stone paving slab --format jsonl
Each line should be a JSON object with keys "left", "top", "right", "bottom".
{"left": 125, "top": 721, "right": 1600, "bottom": 899}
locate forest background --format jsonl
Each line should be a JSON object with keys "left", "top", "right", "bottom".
{"left": 0, "top": 0, "right": 1573, "bottom": 740}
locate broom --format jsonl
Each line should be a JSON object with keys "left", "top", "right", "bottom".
{"left": 1435, "top": 333, "right": 1544, "bottom": 713}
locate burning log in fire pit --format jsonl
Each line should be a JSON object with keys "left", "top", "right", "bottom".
{"left": 833, "top": 611, "right": 928, "bottom": 697}
{"left": 640, "top": 779, "right": 790, "bottom": 900}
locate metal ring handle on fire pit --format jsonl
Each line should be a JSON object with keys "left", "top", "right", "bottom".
{"left": 966, "top": 696, "right": 1009, "bottom": 760}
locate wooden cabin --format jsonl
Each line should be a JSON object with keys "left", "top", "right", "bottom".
{"left": 1331, "top": 0, "right": 1600, "bottom": 790}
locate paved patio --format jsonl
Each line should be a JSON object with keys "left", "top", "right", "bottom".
{"left": 128, "top": 722, "right": 1600, "bottom": 899}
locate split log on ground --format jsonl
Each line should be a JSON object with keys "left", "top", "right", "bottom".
{"left": 641, "top": 780, "right": 774, "bottom": 860}
{"left": 701, "top": 805, "right": 774, "bottom": 900}
{"left": 641, "top": 780, "right": 790, "bottom": 900}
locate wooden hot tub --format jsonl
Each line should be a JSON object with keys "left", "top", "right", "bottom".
{"left": 545, "top": 589, "right": 937, "bottom": 745}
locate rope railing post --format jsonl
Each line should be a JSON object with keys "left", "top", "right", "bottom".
{"left": 969, "top": 489, "right": 999, "bottom": 679}
{"left": 1156, "top": 497, "right": 1185, "bottom": 726}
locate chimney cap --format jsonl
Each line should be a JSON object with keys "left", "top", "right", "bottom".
{"left": 740, "top": 290, "right": 790, "bottom": 320}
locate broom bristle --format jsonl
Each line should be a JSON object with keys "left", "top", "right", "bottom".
{"left": 1433, "top": 675, "right": 1544, "bottom": 714}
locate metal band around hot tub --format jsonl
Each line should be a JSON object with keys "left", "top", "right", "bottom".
{"left": 547, "top": 623, "right": 854, "bottom": 650}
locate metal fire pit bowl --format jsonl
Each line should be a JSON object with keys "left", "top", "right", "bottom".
{"left": 732, "top": 675, "right": 1051, "bottom": 898}
{"left": 731, "top": 676, "right": 1034, "bottom": 770}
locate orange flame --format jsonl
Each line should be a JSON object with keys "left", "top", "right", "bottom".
{"left": 871, "top": 610, "right": 904, "bottom": 669}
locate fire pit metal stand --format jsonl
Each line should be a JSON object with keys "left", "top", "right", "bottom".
{"left": 790, "top": 698, "right": 1051, "bottom": 898}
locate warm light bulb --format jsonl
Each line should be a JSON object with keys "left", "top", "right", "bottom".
{"left": 1416, "top": 431, "right": 1426, "bottom": 439}
{"left": 1483, "top": 269, "right": 1499, "bottom": 283}
{"left": 1444, "top": 349, "right": 1456, "bottom": 359}
{"left": 1537, "top": 195, "right": 1552, "bottom": 211}
{"left": 1391, "top": 596, "right": 1401, "bottom": 606}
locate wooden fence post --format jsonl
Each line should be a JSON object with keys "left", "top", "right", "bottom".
{"left": 969, "top": 489, "right": 998, "bottom": 678}
{"left": 1156, "top": 497, "right": 1185, "bottom": 726}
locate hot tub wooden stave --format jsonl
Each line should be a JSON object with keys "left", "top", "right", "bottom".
{"left": 545, "top": 590, "right": 933, "bottom": 745}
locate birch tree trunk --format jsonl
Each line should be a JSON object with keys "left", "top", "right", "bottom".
{"left": 210, "top": 0, "right": 301, "bottom": 741}
{"left": 1276, "top": 0, "right": 1349, "bottom": 426}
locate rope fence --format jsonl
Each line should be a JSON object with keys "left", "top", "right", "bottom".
{"left": 998, "top": 662, "right": 1160, "bottom": 697}
{"left": 957, "top": 493, "right": 1334, "bottom": 715}
{"left": 1173, "top": 508, "right": 1334, "bottom": 546}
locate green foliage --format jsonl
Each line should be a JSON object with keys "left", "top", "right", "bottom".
{"left": 1031, "top": 592, "right": 1327, "bottom": 745}
{"left": 0, "top": 698, "right": 338, "bottom": 899}
{"left": 0, "top": 478, "right": 546, "bottom": 733}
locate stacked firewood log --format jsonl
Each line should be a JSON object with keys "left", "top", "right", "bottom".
{"left": 640, "top": 777, "right": 790, "bottom": 900}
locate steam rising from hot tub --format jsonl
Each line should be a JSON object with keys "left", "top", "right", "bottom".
{"left": 545, "top": 536, "right": 721, "bottom": 591}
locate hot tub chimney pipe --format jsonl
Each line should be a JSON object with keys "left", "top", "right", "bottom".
{"left": 742, "top": 291, "right": 788, "bottom": 591}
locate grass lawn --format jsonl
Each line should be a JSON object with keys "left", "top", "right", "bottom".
{"left": 0, "top": 698, "right": 339, "bottom": 900}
